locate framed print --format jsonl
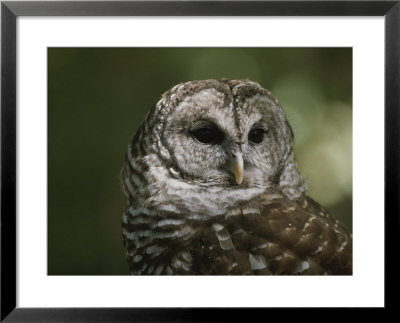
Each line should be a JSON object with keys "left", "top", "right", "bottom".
{"left": 1, "top": 0, "right": 398, "bottom": 321}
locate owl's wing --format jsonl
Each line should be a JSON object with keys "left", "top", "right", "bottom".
{"left": 190, "top": 192, "right": 352, "bottom": 275}
{"left": 123, "top": 192, "right": 352, "bottom": 275}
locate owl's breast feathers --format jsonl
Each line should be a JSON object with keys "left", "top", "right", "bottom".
{"left": 122, "top": 191, "right": 352, "bottom": 275}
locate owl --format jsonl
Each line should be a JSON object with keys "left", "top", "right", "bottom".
{"left": 121, "top": 79, "right": 352, "bottom": 275}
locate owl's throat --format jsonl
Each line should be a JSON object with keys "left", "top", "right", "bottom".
{"left": 143, "top": 164, "right": 265, "bottom": 218}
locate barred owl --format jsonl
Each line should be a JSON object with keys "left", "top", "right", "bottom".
{"left": 121, "top": 79, "right": 352, "bottom": 275}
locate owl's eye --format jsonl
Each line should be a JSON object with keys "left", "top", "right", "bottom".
{"left": 191, "top": 127, "right": 224, "bottom": 144}
{"left": 248, "top": 128, "right": 266, "bottom": 144}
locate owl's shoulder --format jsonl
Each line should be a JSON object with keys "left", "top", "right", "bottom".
{"left": 188, "top": 191, "right": 352, "bottom": 275}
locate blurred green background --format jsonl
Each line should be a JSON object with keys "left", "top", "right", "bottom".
{"left": 48, "top": 48, "right": 352, "bottom": 275}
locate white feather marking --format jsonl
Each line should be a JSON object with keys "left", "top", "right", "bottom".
{"left": 251, "top": 243, "right": 268, "bottom": 251}
{"left": 147, "top": 264, "right": 155, "bottom": 274}
{"left": 154, "top": 226, "right": 191, "bottom": 239}
{"left": 212, "top": 223, "right": 224, "bottom": 232}
{"left": 338, "top": 240, "right": 348, "bottom": 252}
{"left": 158, "top": 203, "right": 181, "bottom": 213}
{"left": 127, "top": 249, "right": 137, "bottom": 257}
{"left": 232, "top": 228, "right": 245, "bottom": 236}
{"left": 294, "top": 261, "right": 310, "bottom": 273}
{"left": 172, "top": 258, "right": 191, "bottom": 272}
{"left": 216, "top": 230, "right": 231, "bottom": 241}
{"left": 186, "top": 214, "right": 210, "bottom": 220}
{"left": 249, "top": 254, "right": 267, "bottom": 270}
{"left": 169, "top": 167, "right": 181, "bottom": 177}
{"left": 180, "top": 251, "right": 193, "bottom": 263}
{"left": 156, "top": 98, "right": 164, "bottom": 107}
{"left": 129, "top": 207, "right": 156, "bottom": 217}
{"left": 219, "top": 238, "right": 234, "bottom": 251}
{"left": 242, "top": 207, "right": 260, "bottom": 215}
{"left": 170, "top": 83, "right": 181, "bottom": 92}
{"left": 310, "top": 246, "right": 322, "bottom": 255}
{"left": 157, "top": 218, "right": 185, "bottom": 227}
{"left": 225, "top": 208, "right": 241, "bottom": 219}
{"left": 134, "top": 237, "right": 153, "bottom": 248}
{"left": 146, "top": 245, "right": 161, "bottom": 254}
{"left": 227, "top": 262, "right": 238, "bottom": 272}
{"left": 283, "top": 206, "right": 296, "bottom": 213}
{"left": 133, "top": 255, "right": 143, "bottom": 263}
{"left": 153, "top": 264, "right": 164, "bottom": 275}
{"left": 122, "top": 228, "right": 152, "bottom": 240}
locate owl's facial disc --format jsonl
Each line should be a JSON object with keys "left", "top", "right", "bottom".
{"left": 162, "top": 87, "right": 292, "bottom": 189}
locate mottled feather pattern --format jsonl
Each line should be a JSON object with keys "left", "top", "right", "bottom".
{"left": 122, "top": 79, "right": 352, "bottom": 275}
{"left": 122, "top": 190, "right": 352, "bottom": 275}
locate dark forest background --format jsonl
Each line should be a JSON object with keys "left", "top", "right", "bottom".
{"left": 48, "top": 48, "right": 352, "bottom": 275}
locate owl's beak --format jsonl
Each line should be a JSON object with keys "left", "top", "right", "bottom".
{"left": 232, "top": 152, "right": 244, "bottom": 185}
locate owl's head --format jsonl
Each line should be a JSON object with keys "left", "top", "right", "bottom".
{"left": 131, "top": 79, "right": 306, "bottom": 200}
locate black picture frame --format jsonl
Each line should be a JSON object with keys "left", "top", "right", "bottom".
{"left": 1, "top": 0, "right": 398, "bottom": 321}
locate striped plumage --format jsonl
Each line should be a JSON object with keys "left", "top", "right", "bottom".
{"left": 121, "top": 79, "right": 352, "bottom": 275}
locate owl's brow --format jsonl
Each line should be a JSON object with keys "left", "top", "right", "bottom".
{"left": 189, "top": 119, "right": 225, "bottom": 131}
{"left": 230, "top": 84, "right": 269, "bottom": 140}
{"left": 250, "top": 119, "right": 268, "bottom": 129}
